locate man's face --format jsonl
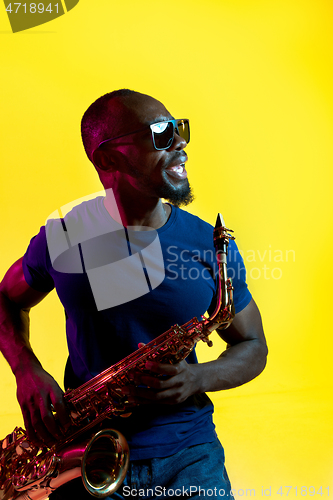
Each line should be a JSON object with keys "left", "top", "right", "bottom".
{"left": 103, "top": 94, "right": 193, "bottom": 207}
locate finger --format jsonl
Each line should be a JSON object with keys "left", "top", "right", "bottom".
{"left": 145, "top": 361, "right": 180, "bottom": 376}
{"left": 138, "top": 374, "right": 173, "bottom": 390}
{"left": 122, "top": 387, "right": 158, "bottom": 404}
{"left": 126, "top": 368, "right": 138, "bottom": 383}
{"left": 122, "top": 383, "right": 187, "bottom": 405}
{"left": 50, "top": 393, "right": 71, "bottom": 430}
{"left": 39, "top": 400, "right": 64, "bottom": 441}
{"left": 128, "top": 364, "right": 179, "bottom": 387}
{"left": 114, "top": 389, "right": 139, "bottom": 406}
{"left": 21, "top": 406, "right": 43, "bottom": 447}
{"left": 122, "top": 385, "right": 173, "bottom": 403}
{"left": 29, "top": 405, "right": 57, "bottom": 446}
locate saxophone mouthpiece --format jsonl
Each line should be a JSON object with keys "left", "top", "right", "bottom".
{"left": 215, "top": 213, "right": 226, "bottom": 229}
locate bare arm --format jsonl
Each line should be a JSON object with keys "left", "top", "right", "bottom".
{"left": 0, "top": 258, "right": 70, "bottom": 445}
{"left": 202, "top": 297, "right": 268, "bottom": 391}
{"left": 123, "top": 298, "right": 268, "bottom": 404}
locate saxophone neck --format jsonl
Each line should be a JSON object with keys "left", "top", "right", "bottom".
{"left": 205, "top": 213, "right": 235, "bottom": 330}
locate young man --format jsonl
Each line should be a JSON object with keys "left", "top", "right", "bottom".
{"left": 0, "top": 90, "right": 267, "bottom": 499}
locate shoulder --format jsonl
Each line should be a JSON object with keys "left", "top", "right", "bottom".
{"left": 46, "top": 196, "right": 108, "bottom": 245}
{"left": 171, "top": 207, "right": 213, "bottom": 236}
{"left": 61, "top": 196, "right": 104, "bottom": 228}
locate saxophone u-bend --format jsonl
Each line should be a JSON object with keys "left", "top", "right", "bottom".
{"left": 0, "top": 213, "right": 235, "bottom": 500}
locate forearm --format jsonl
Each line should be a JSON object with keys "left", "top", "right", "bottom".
{"left": 0, "top": 290, "right": 41, "bottom": 377}
{"left": 0, "top": 289, "right": 71, "bottom": 443}
{"left": 128, "top": 336, "right": 268, "bottom": 406}
{"left": 0, "top": 261, "right": 70, "bottom": 444}
{"left": 193, "top": 338, "right": 268, "bottom": 393}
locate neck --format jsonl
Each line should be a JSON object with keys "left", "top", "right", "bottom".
{"left": 103, "top": 188, "right": 171, "bottom": 230}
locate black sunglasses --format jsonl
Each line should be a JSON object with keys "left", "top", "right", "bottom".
{"left": 95, "top": 118, "right": 190, "bottom": 152}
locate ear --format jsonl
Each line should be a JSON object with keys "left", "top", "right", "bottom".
{"left": 92, "top": 148, "right": 115, "bottom": 172}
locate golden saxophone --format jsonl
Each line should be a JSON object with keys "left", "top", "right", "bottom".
{"left": 0, "top": 214, "right": 235, "bottom": 500}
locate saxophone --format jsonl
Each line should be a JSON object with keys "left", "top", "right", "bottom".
{"left": 0, "top": 214, "right": 235, "bottom": 500}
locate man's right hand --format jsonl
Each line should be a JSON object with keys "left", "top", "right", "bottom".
{"left": 15, "top": 363, "right": 71, "bottom": 447}
{"left": 0, "top": 257, "right": 70, "bottom": 447}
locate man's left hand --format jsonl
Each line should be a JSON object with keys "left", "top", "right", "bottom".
{"left": 122, "top": 360, "right": 199, "bottom": 405}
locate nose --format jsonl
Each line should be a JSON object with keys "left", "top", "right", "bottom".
{"left": 168, "top": 130, "right": 187, "bottom": 151}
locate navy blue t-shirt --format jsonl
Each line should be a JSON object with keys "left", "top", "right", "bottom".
{"left": 22, "top": 198, "right": 251, "bottom": 460}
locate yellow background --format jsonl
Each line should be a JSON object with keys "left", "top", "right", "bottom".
{"left": 0, "top": 0, "right": 332, "bottom": 498}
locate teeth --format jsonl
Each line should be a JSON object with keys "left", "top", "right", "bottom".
{"left": 167, "top": 163, "right": 186, "bottom": 174}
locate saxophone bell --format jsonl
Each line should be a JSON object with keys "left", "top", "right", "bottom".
{"left": 1, "top": 428, "right": 129, "bottom": 500}
{"left": 80, "top": 429, "right": 129, "bottom": 498}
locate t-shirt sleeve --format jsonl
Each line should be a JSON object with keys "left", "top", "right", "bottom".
{"left": 226, "top": 239, "right": 252, "bottom": 313}
{"left": 22, "top": 226, "right": 55, "bottom": 293}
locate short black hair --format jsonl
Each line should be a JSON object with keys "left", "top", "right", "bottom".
{"left": 81, "top": 89, "right": 137, "bottom": 163}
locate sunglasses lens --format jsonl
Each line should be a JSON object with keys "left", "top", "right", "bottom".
{"left": 176, "top": 119, "right": 190, "bottom": 145}
{"left": 150, "top": 119, "right": 190, "bottom": 150}
{"left": 151, "top": 121, "right": 174, "bottom": 150}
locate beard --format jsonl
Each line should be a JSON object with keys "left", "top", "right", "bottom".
{"left": 124, "top": 159, "right": 195, "bottom": 208}
{"left": 158, "top": 179, "right": 195, "bottom": 207}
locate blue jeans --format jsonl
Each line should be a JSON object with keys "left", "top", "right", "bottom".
{"left": 50, "top": 439, "right": 232, "bottom": 499}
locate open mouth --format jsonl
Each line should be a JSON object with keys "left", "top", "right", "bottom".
{"left": 165, "top": 163, "right": 188, "bottom": 180}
